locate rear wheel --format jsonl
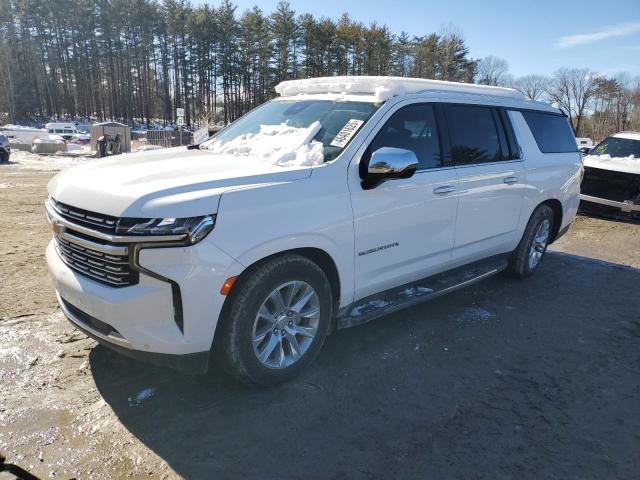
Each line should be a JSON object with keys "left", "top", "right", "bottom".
{"left": 0, "top": 152, "right": 8, "bottom": 163}
{"left": 508, "top": 204, "right": 554, "bottom": 278}
{"left": 215, "top": 254, "right": 332, "bottom": 386}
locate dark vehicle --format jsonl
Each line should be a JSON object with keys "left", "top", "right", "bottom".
{"left": 580, "top": 132, "right": 640, "bottom": 217}
{"left": 0, "top": 134, "right": 11, "bottom": 162}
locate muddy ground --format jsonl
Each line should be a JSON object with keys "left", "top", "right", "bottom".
{"left": 1, "top": 152, "right": 639, "bottom": 479}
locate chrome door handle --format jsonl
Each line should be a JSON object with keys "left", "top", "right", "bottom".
{"left": 433, "top": 185, "right": 455, "bottom": 195}
{"left": 503, "top": 176, "right": 519, "bottom": 184}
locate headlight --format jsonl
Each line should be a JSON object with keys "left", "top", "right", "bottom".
{"left": 116, "top": 214, "right": 216, "bottom": 244}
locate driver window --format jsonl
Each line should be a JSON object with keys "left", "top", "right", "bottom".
{"left": 368, "top": 104, "right": 442, "bottom": 170}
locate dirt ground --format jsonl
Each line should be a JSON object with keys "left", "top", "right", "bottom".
{"left": 1, "top": 152, "right": 639, "bottom": 479}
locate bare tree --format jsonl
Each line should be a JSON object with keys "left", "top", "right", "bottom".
{"left": 548, "top": 68, "right": 598, "bottom": 136}
{"left": 513, "top": 74, "right": 549, "bottom": 101}
{"left": 475, "top": 55, "right": 511, "bottom": 86}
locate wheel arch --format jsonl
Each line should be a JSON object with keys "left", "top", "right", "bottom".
{"left": 539, "top": 198, "right": 563, "bottom": 242}
{"left": 216, "top": 247, "right": 342, "bottom": 339}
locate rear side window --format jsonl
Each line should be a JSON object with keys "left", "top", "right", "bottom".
{"left": 521, "top": 111, "right": 577, "bottom": 153}
{"left": 368, "top": 104, "right": 441, "bottom": 170}
{"left": 444, "top": 105, "right": 505, "bottom": 165}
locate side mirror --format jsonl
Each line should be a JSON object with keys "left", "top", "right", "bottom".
{"left": 578, "top": 146, "right": 591, "bottom": 155}
{"left": 363, "top": 147, "right": 418, "bottom": 189}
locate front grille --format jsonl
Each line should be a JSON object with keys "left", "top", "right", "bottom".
{"left": 55, "top": 235, "right": 138, "bottom": 287}
{"left": 582, "top": 167, "right": 640, "bottom": 202}
{"left": 51, "top": 199, "right": 118, "bottom": 233}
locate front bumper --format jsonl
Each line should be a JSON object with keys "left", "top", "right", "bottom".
{"left": 579, "top": 193, "right": 640, "bottom": 212}
{"left": 46, "top": 234, "right": 244, "bottom": 371}
{"left": 58, "top": 292, "right": 210, "bottom": 373}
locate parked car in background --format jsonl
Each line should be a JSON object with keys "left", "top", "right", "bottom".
{"left": 45, "top": 76, "right": 581, "bottom": 386}
{"left": 0, "top": 134, "right": 10, "bottom": 162}
{"left": 580, "top": 131, "right": 640, "bottom": 216}
{"left": 45, "top": 122, "right": 81, "bottom": 141}
{"left": 576, "top": 137, "right": 593, "bottom": 154}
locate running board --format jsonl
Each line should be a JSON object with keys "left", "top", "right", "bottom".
{"left": 337, "top": 256, "right": 509, "bottom": 329}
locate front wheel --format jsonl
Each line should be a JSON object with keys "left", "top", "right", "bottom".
{"left": 508, "top": 204, "right": 554, "bottom": 278}
{"left": 215, "top": 254, "right": 333, "bottom": 386}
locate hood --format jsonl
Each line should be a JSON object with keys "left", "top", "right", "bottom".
{"left": 583, "top": 154, "right": 640, "bottom": 175}
{"left": 48, "top": 147, "right": 313, "bottom": 218}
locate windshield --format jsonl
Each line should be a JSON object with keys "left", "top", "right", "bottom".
{"left": 591, "top": 136, "right": 640, "bottom": 158}
{"left": 201, "top": 99, "right": 379, "bottom": 163}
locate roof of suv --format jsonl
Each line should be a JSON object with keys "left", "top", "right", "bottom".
{"left": 275, "top": 76, "right": 559, "bottom": 114}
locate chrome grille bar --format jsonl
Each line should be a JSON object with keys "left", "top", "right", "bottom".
{"left": 54, "top": 234, "right": 137, "bottom": 287}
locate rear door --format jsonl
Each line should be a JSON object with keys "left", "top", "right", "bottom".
{"left": 442, "top": 104, "right": 525, "bottom": 266}
{"left": 349, "top": 102, "right": 459, "bottom": 300}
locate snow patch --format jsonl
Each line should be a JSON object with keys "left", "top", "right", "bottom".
{"left": 128, "top": 387, "right": 158, "bottom": 407}
{"left": 8, "top": 150, "right": 90, "bottom": 171}
{"left": 204, "top": 121, "right": 325, "bottom": 167}
{"left": 137, "top": 144, "right": 164, "bottom": 152}
{"left": 351, "top": 299, "right": 390, "bottom": 317}
{"left": 400, "top": 286, "right": 434, "bottom": 298}
{"left": 34, "top": 134, "right": 65, "bottom": 144}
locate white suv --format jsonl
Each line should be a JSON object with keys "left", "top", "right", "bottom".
{"left": 45, "top": 77, "right": 581, "bottom": 385}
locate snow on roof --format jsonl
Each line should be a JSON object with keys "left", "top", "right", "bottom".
{"left": 275, "top": 76, "right": 526, "bottom": 102}
{"left": 613, "top": 131, "right": 640, "bottom": 141}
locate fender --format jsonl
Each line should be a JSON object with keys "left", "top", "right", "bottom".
{"left": 213, "top": 171, "right": 356, "bottom": 308}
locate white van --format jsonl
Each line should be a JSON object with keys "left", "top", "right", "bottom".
{"left": 45, "top": 122, "right": 80, "bottom": 140}
{"left": 45, "top": 76, "right": 582, "bottom": 385}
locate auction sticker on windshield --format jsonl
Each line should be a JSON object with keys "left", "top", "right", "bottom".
{"left": 330, "top": 119, "right": 365, "bottom": 148}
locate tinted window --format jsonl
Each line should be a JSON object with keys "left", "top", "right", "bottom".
{"left": 445, "top": 105, "right": 504, "bottom": 165}
{"left": 369, "top": 104, "right": 441, "bottom": 169}
{"left": 521, "top": 111, "right": 576, "bottom": 153}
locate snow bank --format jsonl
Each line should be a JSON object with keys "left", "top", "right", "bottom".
{"left": 34, "top": 134, "right": 65, "bottom": 144}
{"left": 275, "top": 76, "right": 526, "bottom": 102}
{"left": 7, "top": 150, "right": 90, "bottom": 171}
{"left": 204, "top": 121, "right": 325, "bottom": 167}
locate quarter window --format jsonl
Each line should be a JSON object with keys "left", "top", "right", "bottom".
{"left": 444, "top": 105, "right": 505, "bottom": 165}
{"left": 368, "top": 104, "right": 441, "bottom": 170}
{"left": 521, "top": 111, "right": 577, "bottom": 153}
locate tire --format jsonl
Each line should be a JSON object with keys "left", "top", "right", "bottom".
{"left": 0, "top": 152, "right": 8, "bottom": 163}
{"left": 507, "top": 204, "right": 554, "bottom": 278}
{"left": 215, "top": 254, "right": 333, "bottom": 386}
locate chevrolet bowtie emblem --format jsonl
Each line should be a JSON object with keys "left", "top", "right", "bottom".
{"left": 51, "top": 220, "right": 66, "bottom": 236}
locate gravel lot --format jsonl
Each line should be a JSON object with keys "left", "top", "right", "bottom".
{"left": 1, "top": 152, "right": 639, "bottom": 479}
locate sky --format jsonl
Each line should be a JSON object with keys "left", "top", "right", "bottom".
{"left": 196, "top": 0, "right": 640, "bottom": 78}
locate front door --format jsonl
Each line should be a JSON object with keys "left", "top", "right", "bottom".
{"left": 349, "top": 103, "right": 459, "bottom": 301}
